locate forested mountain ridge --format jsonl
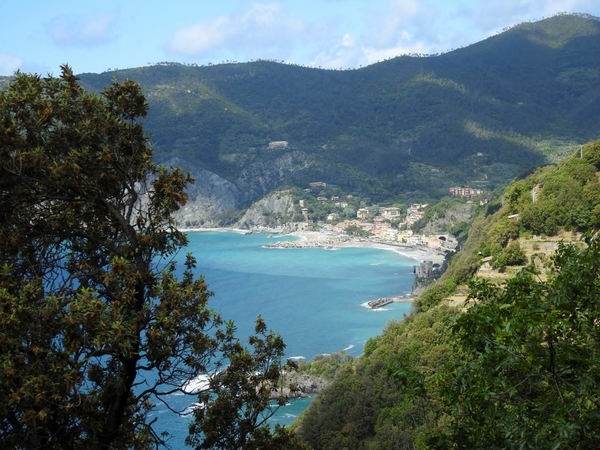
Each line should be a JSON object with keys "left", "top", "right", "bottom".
{"left": 63, "top": 13, "right": 599, "bottom": 225}
{"left": 2, "top": 14, "right": 597, "bottom": 224}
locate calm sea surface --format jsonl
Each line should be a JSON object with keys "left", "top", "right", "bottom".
{"left": 149, "top": 231, "right": 417, "bottom": 447}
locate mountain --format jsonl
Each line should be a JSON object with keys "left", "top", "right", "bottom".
{"left": 73, "top": 13, "right": 600, "bottom": 224}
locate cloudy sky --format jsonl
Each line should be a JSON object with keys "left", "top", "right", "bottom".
{"left": 1, "top": 0, "right": 599, "bottom": 76}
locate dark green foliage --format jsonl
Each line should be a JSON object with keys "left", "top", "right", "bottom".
{"left": 188, "top": 317, "right": 308, "bottom": 450}
{"left": 502, "top": 240, "right": 527, "bottom": 266}
{"left": 305, "top": 232, "right": 600, "bottom": 449}
{"left": 298, "top": 363, "right": 390, "bottom": 450}
{"left": 295, "top": 135, "right": 600, "bottom": 449}
{"left": 296, "top": 352, "right": 354, "bottom": 380}
{"left": 513, "top": 141, "right": 600, "bottom": 235}
{"left": 431, "top": 235, "right": 600, "bottom": 449}
{"left": 413, "top": 282, "right": 455, "bottom": 312}
{"left": 296, "top": 307, "right": 461, "bottom": 449}
{"left": 0, "top": 68, "right": 300, "bottom": 449}
{"left": 79, "top": 14, "right": 600, "bottom": 207}
{"left": 492, "top": 239, "right": 527, "bottom": 270}
{"left": 582, "top": 139, "right": 600, "bottom": 168}
{"left": 418, "top": 138, "right": 600, "bottom": 311}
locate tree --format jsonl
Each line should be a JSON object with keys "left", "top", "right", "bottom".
{"left": 0, "top": 66, "right": 301, "bottom": 449}
{"left": 188, "top": 317, "right": 309, "bottom": 450}
{"left": 431, "top": 235, "right": 600, "bottom": 449}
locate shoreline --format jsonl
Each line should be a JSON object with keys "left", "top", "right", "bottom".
{"left": 178, "top": 226, "right": 446, "bottom": 265}
{"left": 178, "top": 226, "right": 251, "bottom": 234}
{"left": 272, "top": 230, "right": 446, "bottom": 265}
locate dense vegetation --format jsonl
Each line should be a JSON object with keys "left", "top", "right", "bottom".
{"left": 72, "top": 14, "right": 600, "bottom": 208}
{"left": 2, "top": 12, "right": 600, "bottom": 450}
{"left": 296, "top": 138, "right": 600, "bottom": 448}
{"left": 0, "top": 68, "right": 306, "bottom": 449}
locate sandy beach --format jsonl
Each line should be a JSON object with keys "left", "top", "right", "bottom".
{"left": 279, "top": 230, "right": 447, "bottom": 265}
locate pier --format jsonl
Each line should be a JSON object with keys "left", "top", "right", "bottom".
{"left": 367, "top": 296, "right": 413, "bottom": 308}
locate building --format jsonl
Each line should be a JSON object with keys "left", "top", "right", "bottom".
{"left": 381, "top": 207, "right": 401, "bottom": 220}
{"left": 384, "top": 229, "right": 399, "bottom": 241}
{"left": 448, "top": 187, "right": 483, "bottom": 200}
{"left": 268, "top": 141, "right": 289, "bottom": 149}
{"left": 301, "top": 208, "right": 309, "bottom": 221}
{"left": 414, "top": 260, "right": 442, "bottom": 278}
{"left": 357, "top": 208, "right": 370, "bottom": 219}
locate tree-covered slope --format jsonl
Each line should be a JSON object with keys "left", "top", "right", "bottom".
{"left": 294, "top": 136, "right": 600, "bottom": 449}
{"left": 75, "top": 13, "right": 600, "bottom": 206}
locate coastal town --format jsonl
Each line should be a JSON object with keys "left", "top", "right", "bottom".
{"left": 253, "top": 184, "right": 466, "bottom": 308}
{"left": 258, "top": 181, "right": 466, "bottom": 262}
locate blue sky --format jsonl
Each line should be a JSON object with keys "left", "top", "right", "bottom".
{"left": 2, "top": 0, "right": 599, "bottom": 76}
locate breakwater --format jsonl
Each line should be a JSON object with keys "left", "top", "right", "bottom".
{"left": 367, "top": 296, "right": 413, "bottom": 308}
{"left": 264, "top": 239, "right": 350, "bottom": 249}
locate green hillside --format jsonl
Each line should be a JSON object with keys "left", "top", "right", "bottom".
{"left": 75, "top": 13, "right": 600, "bottom": 206}
{"left": 294, "top": 137, "right": 600, "bottom": 449}
{"left": 2, "top": 12, "right": 600, "bottom": 449}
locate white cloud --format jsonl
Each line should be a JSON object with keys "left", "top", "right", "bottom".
{"left": 467, "top": 0, "right": 598, "bottom": 37}
{"left": 47, "top": 13, "right": 117, "bottom": 46}
{"left": 310, "top": 34, "right": 363, "bottom": 69}
{"left": 368, "top": 0, "right": 421, "bottom": 48}
{"left": 310, "top": 0, "right": 442, "bottom": 69}
{"left": 165, "top": 0, "right": 599, "bottom": 70}
{"left": 167, "top": 3, "right": 310, "bottom": 60}
{"left": 169, "top": 17, "right": 231, "bottom": 54}
{"left": 0, "top": 54, "right": 23, "bottom": 75}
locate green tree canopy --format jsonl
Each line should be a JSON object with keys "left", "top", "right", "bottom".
{"left": 431, "top": 235, "right": 600, "bottom": 449}
{"left": 0, "top": 66, "right": 303, "bottom": 449}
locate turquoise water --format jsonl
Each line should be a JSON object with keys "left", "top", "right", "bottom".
{"left": 150, "top": 231, "right": 418, "bottom": 446}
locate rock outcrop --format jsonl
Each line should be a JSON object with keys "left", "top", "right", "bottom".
{"left": 236, "top": 191, "right": 296, "bottom": 229}
{"left": 167, "top": 158, "right": 241, "bottom": 227}
{"left": 419, "top": 203, "right": 475, "bottom": 235}
{"left": 236, "top": 150, "right": 309, "bottom": 204}
{"left": 272, "top": 373, "right": 331, "bottom": 399}
{"left": 167, "top": 153, "right": 308, "bottom": 228}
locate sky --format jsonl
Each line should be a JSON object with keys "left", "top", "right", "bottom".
{"left": 1, "top": 0, "right": 599, "bottom": 76}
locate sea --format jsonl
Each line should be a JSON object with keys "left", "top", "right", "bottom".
{"left": 148, "top": 230, "right": 418, "bottom": 448}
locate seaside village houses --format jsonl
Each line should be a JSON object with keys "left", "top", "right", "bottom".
{"left": 317, "top": 200, "right": 458, "bottom": 254}
{"left": 298, "top": 181, "right": 458, "bottom": 254}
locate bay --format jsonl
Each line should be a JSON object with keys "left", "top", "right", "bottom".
{"left": 150, "top": 230, "right": 418, "bottom": 446}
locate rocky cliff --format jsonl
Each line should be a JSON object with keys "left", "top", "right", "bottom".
{"left": 169, "top": 152, "right": 307, "bottom": 228}
{"left": 235, "top": 150, "right": 309, "bottom": 204}
{"left": 419, "top": 203, "right": 476, "bottom": 235}
{"left": 168, "top": 158, "right": 241, "bottom": 227}
{"left": 236, "top": 191, "right": 296, "bottom": 229}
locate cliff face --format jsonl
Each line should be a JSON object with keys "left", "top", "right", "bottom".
{"left": 235, "top": 150, "right": 309, "bottom": 204}
{"left": 170, "top": 152, "right": 306, "bottom": 228}
{"left": 419, "top": 203, "right": 476, "bottom": 235}
{"left": 236, "top": 191, "right": 296, "bottom": 229}
{"left": 169, "top": 158, "right": 241, "bottom": 227}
